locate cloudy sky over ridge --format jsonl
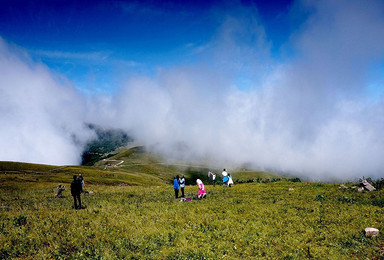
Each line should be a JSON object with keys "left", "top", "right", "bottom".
{"left": 1, "top": 0, "right": 384, "bottom": 180}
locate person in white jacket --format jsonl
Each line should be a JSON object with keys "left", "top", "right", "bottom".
{"left": 180, "top": 175, "right": 185, "bottom": 197}
{"left": 228, "top": 173, "right": 234, "bottom": 187}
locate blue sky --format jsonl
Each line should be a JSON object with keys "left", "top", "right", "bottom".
{"left": 0, "top": 0, "right": 295, "bottom": 95}
{"left": 2, "top": 0, "right": 384, "bottom": 179}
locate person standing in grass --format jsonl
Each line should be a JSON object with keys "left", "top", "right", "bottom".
{"left": 196, "top": 179, "right": 206, "bottom": 199}
{"left": 211, "top": 172, "right": 216, "bottom": 187}
{"left": 228, "top": 173, "right": 234, "bottom": 187}
{"left": 173, "top": 175, "right": 180, "bottom": 199}
{"left": 180, "top": 175, "right": 185, "bottom": 197}
{"left": 78, "top": 173, "right": 84, "bottom": 192}
{"left": 222, "top": 169, "right": 228, "bottom": 188}
{"left": 71, "top": 175, "right": 82, "bottom": 209}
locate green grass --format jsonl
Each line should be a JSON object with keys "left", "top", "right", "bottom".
{"left": 0, "top": 161, "right": 59, "bottom": 172}
{"left": 0, "top": 164, "right": 163, "bottom": 189}
{"left": 0, "top": 147, "right": 383, "bottom": 259}
{"left": 1, "top": 181, "right": 383, "bottom": 259}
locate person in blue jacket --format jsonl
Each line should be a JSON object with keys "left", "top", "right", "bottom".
{"left": 173, "top": 175, "right": 180, "bottom": 199}
{"left": 222, "top": 169, "right": 229, "bottom": 188}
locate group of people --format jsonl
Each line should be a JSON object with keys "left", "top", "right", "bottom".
{"left": 71, "top": 173, "right": 85, "bottom": 209}
{"left": 220, "top": 169, "right": 234, "bottom": 188}
{"left": 55, "top": 173, "right": 85, "bottom": 210}
{"left": 173, "top": 175, "right": 186, "bottom": 198}
{"left": 173, "top": 175, "right": 207, "bottom": 200}
{"left": 173, "top": 168, "right": 234, "bottom": 200}
{"left": 70, "top": 173, "right": 85, "bottom": 209}
{"left": 209, "top": 169, "right": 233, "bottom": 188}
{"left": 60, "top": 168, "right": 233, "bottom": 208}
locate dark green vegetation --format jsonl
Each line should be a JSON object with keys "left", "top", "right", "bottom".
{"left": 81, "top": 124, "right": 133, "bottom": 166}
{"left": 1, "top": 147, "right": 383, "bottom": 259}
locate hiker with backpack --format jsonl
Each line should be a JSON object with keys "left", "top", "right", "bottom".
{"left": 70, "top": 175, "right": 82, "bottom": 209}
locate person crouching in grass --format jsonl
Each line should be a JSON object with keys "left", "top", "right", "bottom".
{"left": 54, "top": 184, "right": 65, "bottom": 198}
{"left": 196, "top": 179, "right": 206, "bottom": 199}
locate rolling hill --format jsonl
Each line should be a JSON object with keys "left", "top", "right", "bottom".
{"left": 1, "top": 147, "right": 383, "bottom": 259}
{"left": 0, "top": 146, "right": 285, "bottom": 188}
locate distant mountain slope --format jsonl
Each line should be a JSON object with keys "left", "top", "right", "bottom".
{"left": 0, "top": 161, "right": 164, "bottom": 189}
{"left": 0, "top": 147, "right": 287, "bottom": 188}
{"left": 0, "top": 161, "right": 58, "bottom": 172}
{"left": 92, "top": 146, "right": 286, "bottom": 185}
{"left": 81, "top": 124, "right": 134, "bottom": 166}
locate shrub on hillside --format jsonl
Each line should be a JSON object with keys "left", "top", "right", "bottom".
{"left": 338, "top": 196, "right": 355, "bottom": 204}
{"left": 13, "top": 215, "right": 27, "bottom": 227}
{"left": 371, "top": 197, "right": 384, "bottom": 207}
{"left": 372, "top": 178, "right": 384, "bottom": 190}
{"left": 184, "top": 168, "right": 211, "bottom": 185}
{"left": 315, "top": 194, "right": 326, "bottom": 202}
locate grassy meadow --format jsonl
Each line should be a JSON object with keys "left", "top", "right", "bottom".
{"left": 0, "top": 148, "right": 383, "bottom": 259}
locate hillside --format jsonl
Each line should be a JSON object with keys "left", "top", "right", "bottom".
{"left": 1, "top": 148, "right": 383, "bottom": 259}
{"left": 92, "top": 146, "right": 284, "bottom": 185}
{"left": 81, "top": 124, "right": 134, "bottom": 166}
{"left": 0, "top": 146, "right": 283, "bottom": 189}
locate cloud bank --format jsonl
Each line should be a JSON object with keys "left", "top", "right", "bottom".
{"left": 0, "top": 39, "right": 94, "bottom": 165}
{"left": 1, "top": 0, "right": 384, "bottom": 180}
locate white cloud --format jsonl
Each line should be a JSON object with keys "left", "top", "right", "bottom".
{"left": 89, "top": 0, "right": 384, "bottom": 181}
{"left": 33, "top": 50, "right": 107, "bottom": 60}
{"left": 0, "top": 38, "right": 94, "bottom": 165}
{"left": 1, "top": 0, "right": 384, "bottom": 181}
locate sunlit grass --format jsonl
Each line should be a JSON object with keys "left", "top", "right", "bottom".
{"left": 1, "top": 179, "right": 383, "bottom": 259}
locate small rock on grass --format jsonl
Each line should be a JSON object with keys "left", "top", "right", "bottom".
{"left": 365, "top": 227, "right": 379, "bottom": 237}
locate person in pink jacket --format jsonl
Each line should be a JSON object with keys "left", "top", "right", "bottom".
{"left": 196, "top": 179, "right": 206, "bottom": 199}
